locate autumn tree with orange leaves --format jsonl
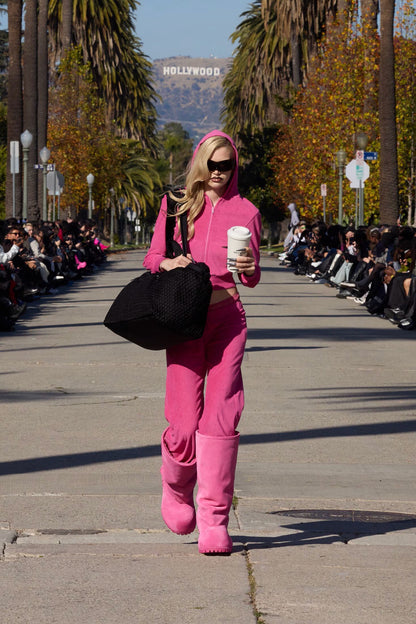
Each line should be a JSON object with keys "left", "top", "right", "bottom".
{"left": 395, "top": 2, "right": 416, "bottom": 225}
{"left": 270, "top": 1, "right": 416, "bottom": 226}
{"left": 48, "top": 48, "right": 124, "bottom": 218}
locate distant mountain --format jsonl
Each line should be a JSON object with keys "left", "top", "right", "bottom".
{"left": 152, "top": 56, "right": 232, "bottom": 143}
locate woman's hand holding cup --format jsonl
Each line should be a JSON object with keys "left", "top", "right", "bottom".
{"left": 227, "top": 226, "right": 254, "bottom": 275}
{"left": 234, "top": 247, "right": 255, "bottom": 275}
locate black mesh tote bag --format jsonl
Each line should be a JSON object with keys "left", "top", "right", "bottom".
{"left": 103, "top": 195, "right": 212, "bottom": 349}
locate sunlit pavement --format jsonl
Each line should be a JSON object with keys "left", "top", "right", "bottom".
{"left": 1, "top": 250, "right": 415, "bottom": 623}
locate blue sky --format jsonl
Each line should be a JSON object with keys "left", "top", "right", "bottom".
{"left": 1, "top": 1, "right": 414, "bottom": 61}
{"left": 134, "top": 0, "right": 416, "bottom": 61}
{"left": 134, "top": 0, "right": 252, "bottom": 60}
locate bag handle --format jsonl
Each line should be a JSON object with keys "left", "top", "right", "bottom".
{"left": 165, "top": 193, "right": 189, "bottom": 258}
{"left": 178, "top": 212, "right": 189, "bottom": 256}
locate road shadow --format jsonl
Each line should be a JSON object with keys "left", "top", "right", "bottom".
{"left": 247, "top": 324, "right": 414, "bottom": 342}
{"left": 1, "top": 413, "right": 415, "bottom": 476}
{"left": 233, "top": 512, "right": 416, "bottom": 551}
{"left": 0, "top": 339, "right": 126, "bottom": 352}
{"left": 246, "top": 345, "right": 326, "bottom": 352}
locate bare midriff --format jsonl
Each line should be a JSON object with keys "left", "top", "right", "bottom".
{"left": 210, "top": 286, "right": 238, "bottom": 305}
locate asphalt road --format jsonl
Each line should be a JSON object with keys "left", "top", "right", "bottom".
{"left": 1, "top": 250, "right": 415, "bottom": 623}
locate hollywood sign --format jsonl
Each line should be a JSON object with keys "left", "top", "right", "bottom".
{"left": 163, "top": 65, "right": 221, "bottom": 77}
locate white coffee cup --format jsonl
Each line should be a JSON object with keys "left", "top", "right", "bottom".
{"left": 227, "top": 226, "right": 252, "bottom": 273}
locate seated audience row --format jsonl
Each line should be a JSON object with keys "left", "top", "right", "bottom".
{"left": 279, "top": 220, "right": 416, "bottom": 331}
{"left": 0, "top": 218, "right": 108, "bottom": 331}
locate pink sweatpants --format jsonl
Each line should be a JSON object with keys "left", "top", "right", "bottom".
{"left": 164, "top": 294, "right": 247, "bottom": 463}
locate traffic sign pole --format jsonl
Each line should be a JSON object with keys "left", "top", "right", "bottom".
{"left": 321, "top": 183, "right": 327, "bottom": 222}
{"left": 355, "top": 157, "right": 365, "bottom": 226}
{"left": 43, "top": 166, "right": 47, "bottom": 221}
{"left": 53, "top": 170, "right": 56, "bottom": 220}
{"left": 345, "top": 159, "right": 370, "bottom": 226}
{"left": 10, "top": 141, "right": 19, "bottom": 218}
{"left": 355, "top": 188, "right": 359, "bottom": 228}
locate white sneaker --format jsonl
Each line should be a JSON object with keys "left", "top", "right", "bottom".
{"left": 354, "top": 294, "right": 367, "bottom": 304}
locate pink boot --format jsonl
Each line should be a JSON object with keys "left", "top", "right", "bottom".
{"left": 195, "top": 431, "right": 239, "bottom": 555}
{"left": 160, "top": 429, "right": 197, "bottom": 535}
{"left": 74, "top": 256, "right": 87, "bottom": 270}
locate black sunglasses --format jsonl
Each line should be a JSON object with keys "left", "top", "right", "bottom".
{"left": 207, "top": 158, "right": 234, "bottom": 173}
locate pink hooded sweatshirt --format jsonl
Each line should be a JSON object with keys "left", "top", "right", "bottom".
{"left": 143, "top": 130, "right": 261, "bottom": 291}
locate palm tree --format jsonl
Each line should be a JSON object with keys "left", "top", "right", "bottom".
{"left": 361, "top": 0, "right": 379, "bottom": 116}
{"left": 6, "top": 0, "right": 23, "bottom": 218}
{"left": 223, "top": 0, "right": 339, "bottom": 139}
{"left": 361, "top": 0, "right": 379, "bottom": 29}
{"left": 61, "top": 0, "right": 73, "bottom": 52}
{"left": 37, "top": 0, "right": 49, "bottom": 217}
{"left": 223, "top": 2, "right": 284, "bottom": 138}
{"left": 0, "top": 2, "right": 8, "bottom": 103}
{"left": 379, "top": 0, "right": 399, "bottom": 224}
{"left": 48, "top": 0, "right": 159, "bottom": 153}
{"left": 158, "top": 122, "right": 194, "bottom": 189}
{"left": 116, "top": 140, "right": 161, "bottom": 217}
{"left": 261, "top": 0, "right": 338, "bottom": 87}
{"left": 23, "top": 0, "right": 38, "bottom": 219}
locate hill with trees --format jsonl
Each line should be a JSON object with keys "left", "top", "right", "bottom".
{"left": 152, "top": 56, "right": 231, "bottom": 142}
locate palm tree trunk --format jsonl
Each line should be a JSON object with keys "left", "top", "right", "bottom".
{"left": 361, "top": 0, "right": 378, "bottom": 29}
{"left": 379, "top": 0, "right": 399, "bottom": 224}
{"left": 290, "top": 27, "right": 301, "bottom": 88}
{"left": 62, "top": 0, "right": 73, "bottom": 53}
{"left": 336, "top": 0, "right": 348, "bottom": 14}
{"left": 6, "top": 0, "right": 23, "bottom": 219}
{"left": 361, "top": 0, "right": 379, "bottom": 117}
{"left": 37, "top": 0, "right": 49, "bottom": 219}
{"left": 23, "top": 0, "right": 38, "bottom": 220}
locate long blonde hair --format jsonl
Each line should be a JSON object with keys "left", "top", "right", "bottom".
{"left": 169, "top": 135, "right": 234, "bottom": 239}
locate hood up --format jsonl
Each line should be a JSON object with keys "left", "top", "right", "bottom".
{"left": 192, "top": 130, "right": 239, "bottom": 200}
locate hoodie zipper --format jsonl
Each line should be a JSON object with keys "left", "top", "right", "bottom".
{"left": 203, "top": 198, "right": 216, "bottom": 262}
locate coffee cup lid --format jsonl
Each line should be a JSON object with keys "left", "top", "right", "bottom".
{"left": 227, "top": 226, "right": 252, "bottom": 240}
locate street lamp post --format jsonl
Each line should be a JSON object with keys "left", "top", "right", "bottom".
{"left": 20, "top": 130, "right": 33, "bottom": 221}
{"left": 87, "top": 173, "right": 95, "bottom": 219}
{"left": 135, "top": 206, "right": 140, "bottom": 246}
{"left": 355, "top": 132, "right": 369, "bottom": 226}
{"left": 355, "top": 132, "right": 369, "bottom": 151}
{"left": 40, "top": 146, "right": 51, "bottom": 222}
{"left": 119, "top": 197, "right": 125, "bottom": 244}
{"left": 336, "top": 150, "right": 347, "bottom": 225}
{"left": 109, "top": 188, "right": 115, "bottom": 248}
